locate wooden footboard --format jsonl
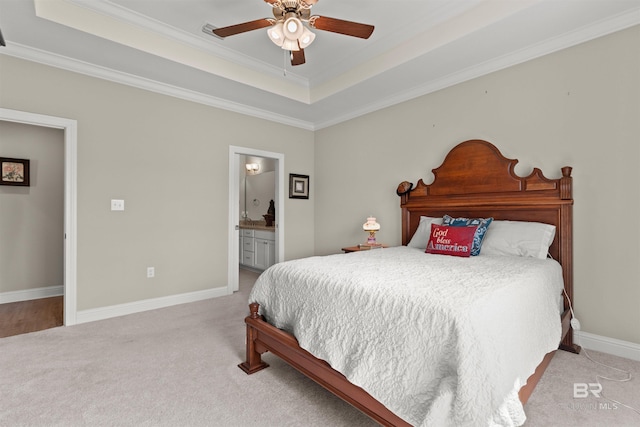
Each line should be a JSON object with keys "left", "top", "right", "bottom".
{"left": 239, "top": 302, "right": 574, "bottom": 425}
{"left": 239, "top": 303, "right": 412, "bottom": 426}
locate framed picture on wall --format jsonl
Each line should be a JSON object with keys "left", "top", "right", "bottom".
{"left": 289, "top": 173, "right": 309, "bottom": 199}
{"left": 1, "top": 157, "right": 30, "bottom": 186}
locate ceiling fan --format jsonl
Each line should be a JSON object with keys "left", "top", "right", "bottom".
{"left": 210, "top": 0, "right": 374, "bottom": 66}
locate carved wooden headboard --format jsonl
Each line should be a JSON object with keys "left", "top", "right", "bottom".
{"left": 397, "top": 140, "right": 576, "bottom": 351}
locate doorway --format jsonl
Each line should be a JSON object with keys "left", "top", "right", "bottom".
{"left": 0, "top": 108, "right": 78, "bottom": 326}
{"left": 228, "top": 146, "right": 284, "bottom": 293}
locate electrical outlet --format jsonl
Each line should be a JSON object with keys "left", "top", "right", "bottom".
{"left": 111, "top": 199, "right": 125, "bottom": 211}
{"left": 147, "top": 267, "right": 155, "bottom": 278}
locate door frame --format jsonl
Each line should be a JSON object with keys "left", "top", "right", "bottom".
{"left": 228, "top": 146, "right": 284, "bottom": 293}
{"left": 0, "top": 108, "right": 78, "bottom": 325}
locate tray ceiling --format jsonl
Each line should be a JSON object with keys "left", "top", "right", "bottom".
{"left": 1, "top": 0, "right": 639, "bottom": 129}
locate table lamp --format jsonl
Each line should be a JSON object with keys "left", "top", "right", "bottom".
{"left": 363, "top": 216, "right": 380, "bottom": 245}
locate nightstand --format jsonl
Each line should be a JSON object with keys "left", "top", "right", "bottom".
{"left": 341, "top": 244, "right": 388, "bottom": 253}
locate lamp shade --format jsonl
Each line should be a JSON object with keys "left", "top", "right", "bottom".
{"left": 283, "top": 16, "right": 304, "bottom": 40}
{"left": 267, "top": 22, "right": 285, "bottom": 46}
{"left": 281, "top": 38, "right": 300, "bottom": 51}
{"left": 298, "top": 27, "right": 315, "bottom": 49}
{"left": 363, "top": 217, "right": 380, "bottom": 231}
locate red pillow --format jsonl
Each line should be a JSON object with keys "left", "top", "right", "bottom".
{"left": 426, "top": 224, "right": 477, "bottom": 257}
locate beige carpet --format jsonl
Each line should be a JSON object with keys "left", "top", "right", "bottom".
{"left": 1, "top": 269, "right": 638, "bottom": 427}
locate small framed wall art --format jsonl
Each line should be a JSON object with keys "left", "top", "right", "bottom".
{"left": 1, "top": 157, "right": 30, "bottom": 186}
{"left": 289, "top": 173, "right": 309, "bottom": 199}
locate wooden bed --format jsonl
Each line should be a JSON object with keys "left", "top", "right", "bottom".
{"left": 239, "top": 140, "right": 580, "bottom": 426}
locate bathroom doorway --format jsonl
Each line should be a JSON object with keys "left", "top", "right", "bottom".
{"left": 228, "top": 146, "right": 284, "bottom": 293}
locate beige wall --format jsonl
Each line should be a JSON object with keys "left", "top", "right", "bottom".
{"left": 0, "top": 121, "right": 64, "bottom": 293}
{"left": 315, "top": 26, "right": 640, "bottom": 345}
{"left": 0, "top": 25, "right": 637, "bottom": 346}
{"left": 0, "top": 55, "right": 314, "bottom": 311}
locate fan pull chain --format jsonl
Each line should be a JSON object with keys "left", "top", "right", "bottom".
{"left": 283, "top": 50, "right": 287, "bottom": 77}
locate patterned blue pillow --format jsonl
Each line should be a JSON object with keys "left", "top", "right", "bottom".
{"left": 442, "top": 215, "right": 493, "bottom": 256}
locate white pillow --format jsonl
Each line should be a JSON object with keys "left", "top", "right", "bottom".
{"left": 407, "top": 216, "right": 443, "bottom": 249}
{"left": 480, "top": 220, "right": 556, "bottom": 259}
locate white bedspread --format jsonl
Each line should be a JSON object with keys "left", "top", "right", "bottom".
{"left": 249, "top": 246, "right": 563, "bottom": 426}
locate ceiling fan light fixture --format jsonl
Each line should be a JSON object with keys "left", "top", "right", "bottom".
{"left": 286, "top": 19, "right": 298, "bottom": 34}
{"left": 283, "top": 16, "right": 303, "bottom": 40}
{"left": 281, "top": 38, "right": 300, "bottom": 51}
{"left": 298, "top": 27, "right": 315, "bottom": 48}
{"left": 210, "top": 0, "right": 375, "bottom": 65}
{"left": 267, "top": 22, "right": 285, "bottom": 46}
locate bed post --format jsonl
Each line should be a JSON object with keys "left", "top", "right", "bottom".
{"left": 559, "top": 167, "right": 581, "bottom": 354}
{"left": 238, "top": 303, "right": 270, "bottom": 374}
{"left": 396, "top": 181, "right": 414, "bottom": 245}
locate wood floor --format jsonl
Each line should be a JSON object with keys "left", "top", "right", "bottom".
{"left": 0, "top": 297, "right": 63, "bottom": 338}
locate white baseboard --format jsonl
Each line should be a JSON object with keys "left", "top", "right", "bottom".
{"left": 0, "top": 285, "right": 63, "bottom": 304}
{"left": 76, "top": 286, "right": 230, "bottom": 324}
{"left": 9, "top": 287, "right": 637, "bottom": 363}
{"left": 575, "top": 331, "right": 640, "bottom": 362}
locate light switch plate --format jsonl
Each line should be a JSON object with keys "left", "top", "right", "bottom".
{"left": 111, "top": 199, "right": 125, "bottom": 211}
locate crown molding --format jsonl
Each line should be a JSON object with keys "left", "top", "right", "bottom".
{"left": 33, "top": 0, "right": 310, "bottom": 102}
{"left": 65, "top": 0, "right": 309, "bottom": 88}
{"left": 314, "top": 8, "right": 640, "bottom": 130}
{"left": 2, "top": 8, "right": 637, "bottom": 132}
{"left": 0, "top": 43, "right": 315, "bottom": 131}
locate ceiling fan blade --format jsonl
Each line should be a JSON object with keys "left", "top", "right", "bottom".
{"left": 291, "top": 48, "right": 306, "bottom": 66}
{"left": 310, "top": 16, "right": 374, "bottom": 39}
{"left": 212, "top": 19, "right": 273, "bottom": 38}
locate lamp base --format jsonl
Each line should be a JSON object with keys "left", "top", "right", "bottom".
{"left": 366, "top": 231, "right": 378, "bottom": 245}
